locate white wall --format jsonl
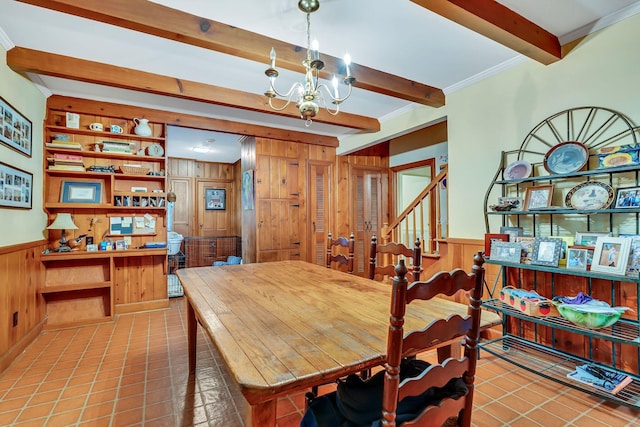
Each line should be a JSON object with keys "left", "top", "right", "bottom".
{"left": 446, "top": 13, "right": 640, "bottom": 239}
{"left": 0, "top": 44, "right": 47, "bottom": 247}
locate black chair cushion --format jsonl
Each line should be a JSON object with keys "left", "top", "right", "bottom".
{"left": 301, "top": 359, "right": 468, "bottom": 427}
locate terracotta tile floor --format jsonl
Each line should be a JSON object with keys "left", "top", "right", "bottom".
{"left": 1, "top": 297, "right": 639, "bottom": 426}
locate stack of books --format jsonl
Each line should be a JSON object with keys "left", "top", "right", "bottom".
{"left": 46, "top": 139, "right": 82, "bottom": 150}
{"left": 101, "top": 141, "right": 134, "bottom": 154}
{"left": 48, "top": 153, "right": 85, "bottom": 172}
{"left": 567, "top": 363, "right": 633, "bottom": 395}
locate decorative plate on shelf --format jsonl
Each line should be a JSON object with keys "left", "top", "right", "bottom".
{"left": 543, "top": 141, "right": 589, "bottom": 175}
{"left": 565, "top": 182, "right": 615, "bottom": 210}
{"left": 504, "top": 160, "right": 532, "bottom": 181}
{"left": 600, "top": 152, "right": 638, "bottom": 168}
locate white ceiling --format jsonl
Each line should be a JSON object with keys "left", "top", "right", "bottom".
{"left": 1, "top": 0, "right": 640, "bottom": 163}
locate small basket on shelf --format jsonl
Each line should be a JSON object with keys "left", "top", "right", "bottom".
{"left": 118, "top": 165, "right": 150, "bottom": 175}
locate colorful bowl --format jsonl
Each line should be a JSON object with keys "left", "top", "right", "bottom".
{"left": 555, "top": 303, "right": 625, "bottom": 329}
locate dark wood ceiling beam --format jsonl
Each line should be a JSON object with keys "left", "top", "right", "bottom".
{"left": 7, "top": 47, "right": 378, "bottom": 132}
{"left": 17, "top": 0, "right": 445, "bottom": 107}
{"left": 411, "top": 0, "right": 563, "bottom": 64}
{"left": 46, "top": 95, "right": 339, "bottom": 147}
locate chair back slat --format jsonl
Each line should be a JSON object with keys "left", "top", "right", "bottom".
{"left": 370, "top": 235, "right": 421, "bottom": 282}
{"left": 327, "top": 232, "right": 355, "bottom": 273}
{"left": 398, "top": 358, "right": 468, "bottom": 401}
{"left": 401, "top": 397, "right": 466, "bottom": 427}
{"left": 402, "top": 316, "right": 473, "bottom": 357}
{"left": 407, "top": 269, "right": 475, "bottom": 302}
{"left": 381, "top": 252, "right": 486, "bottom": 427}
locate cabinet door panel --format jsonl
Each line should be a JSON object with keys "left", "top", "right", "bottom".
{"left": 353, "top": 169, "right": 383, "bottom": 276}
{"left": 309, "top": 163, "right": 330, "bottom": 265}
{"left": 169, "top": 177, "right": 191, "bottom": 236}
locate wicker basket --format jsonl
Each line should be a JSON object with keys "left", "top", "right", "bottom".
{"left": 118, "top": 165, "right": 150, "bottom": 175}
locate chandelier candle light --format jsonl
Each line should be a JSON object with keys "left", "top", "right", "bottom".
{"left": 264, "top": 0, "right": 355, "bottom": 127}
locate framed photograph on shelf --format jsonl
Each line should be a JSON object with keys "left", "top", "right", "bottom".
{"left": 524, "top": 185, "right": 554, "bottom": 210}
{"left": 591, "top": 236, "right": 631, "bottom": 276}
{"left": 515, "top": 236, "right": 536, "bottom": 264}
{"left": 621, "top": 235, "right": 640, "bottom": 277}
{"left": 550, "top": 235, "right": 574, "bottom": 266}
{"left": 489, "top": 241, "right": 522, "bottom": 263}
{"left": 60, "top": 181, "right": 102, "bottom": 204}
{"left": 566, "top": 248, "right": 589, "bottom": 271}
{"left": 500, "top": 226, "right": 523, "bottom": 242}
{"left": 205, "top": 188, "right": 226, "bottom": 210}
{"left": 0, "top": 161, "right": 33, "bottom": 209}
{"left": 531, "top": 237, "right": 563, "bottom": 267}
{"left": 496, "top": 196, "right": 524, "bottom": 210}
{"left": 484, "top": 233, "right": 510, "bottom": 258}
{"left": 568, "top": 245, "right": 594, "bottom": 269}
{"left": 614, "top": 187, "right": 640, "bottom": 208}
{"left": 0, "top": 96, "right": 32, "bottom": 157}
{"left": 574, "top": 231, "right": 612, "bottom": 247}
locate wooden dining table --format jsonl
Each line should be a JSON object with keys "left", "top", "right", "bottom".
{"left": 177, "top": 260, "right": 500, "bottom": 426}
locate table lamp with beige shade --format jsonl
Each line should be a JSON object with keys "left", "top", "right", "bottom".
{"left": 47, "top": 213, "right": 78, "bottom": 252}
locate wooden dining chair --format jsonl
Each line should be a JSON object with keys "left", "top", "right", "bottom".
{"left": 327, "top": 232, "right": 355, "bottom": 273}
{"left": 380, "top": 253, "right": 485, "bottom": 427}
{"left": 369, "top": 235, "right": 421, "bottom": 282}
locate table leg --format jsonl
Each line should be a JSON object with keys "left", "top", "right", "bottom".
{"left": 187, "top": 300, "right": 197, "bottom": 374}
{"left": 246, "top": 399, "right": 277, "bottom": 427}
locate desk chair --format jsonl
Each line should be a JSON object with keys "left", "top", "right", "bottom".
{"left": 369, "top": 235, "right": 421, "bottom": 282}
{"left": 380, "top": 254, "right": 485, "bottom": 426}
{"left": 327, "top": 232, "right": 355, "bottom": 273}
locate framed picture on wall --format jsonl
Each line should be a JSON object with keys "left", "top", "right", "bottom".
{"left": 60, "top": 181, "right": 102, "bottom": 204}
{"left": 242, "top": 170, "right": 255, "bottom": 210}
{"left": 0, "top": 161, "right": 33, "bottom": 209}
{"left": 0, "top": 96, "right": 32, "bottom": 157}
{"left": 205, "top": 188, "right": 226, "bottom": 210}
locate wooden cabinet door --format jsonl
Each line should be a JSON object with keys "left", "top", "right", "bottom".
{"left": 168, "top": 177, "right": 191, "bottom": 236}
{"left": 353, "top": 169, "right": 383, "bottom": 276}
{"left": 308, "top": 162, "right": 331, "bottom": 266}
{"left": 257, "top": 200, "right": 301, "bottom": 260}
{"left": 255, "top": 156, "right": 301, "bottom": 262}
{"left": 196, "top": 180, "right": 233, "bottom": 237}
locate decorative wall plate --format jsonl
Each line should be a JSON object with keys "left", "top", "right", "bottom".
{"left": 600, "top": 152, "right": 638, "bottom": 168}
{"left": 544, "top": 141, "right": 589, "bottom": 175}
{"left": 565, "top": 182, "right": 614, "bottom": 210}
{"left": 504, "top": 160, "right": 532, "bottom": 181}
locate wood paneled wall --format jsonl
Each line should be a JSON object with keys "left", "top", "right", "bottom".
{"left": 0, "top": 241, "right": 47, "bottom": 373}
{"left": 167, "top": 157, "right": 239, "bottom": 238}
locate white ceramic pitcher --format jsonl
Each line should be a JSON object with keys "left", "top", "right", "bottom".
{"left": 133, "top": 118, "right": 152, "bottom": 136}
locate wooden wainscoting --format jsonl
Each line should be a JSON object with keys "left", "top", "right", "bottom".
{"left": 0, "top": 240, "right": 47, "bottom": 374}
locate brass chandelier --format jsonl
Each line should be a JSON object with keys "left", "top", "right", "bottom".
{"left": 264, "top": 0, "right": 355, "bottom": 127}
